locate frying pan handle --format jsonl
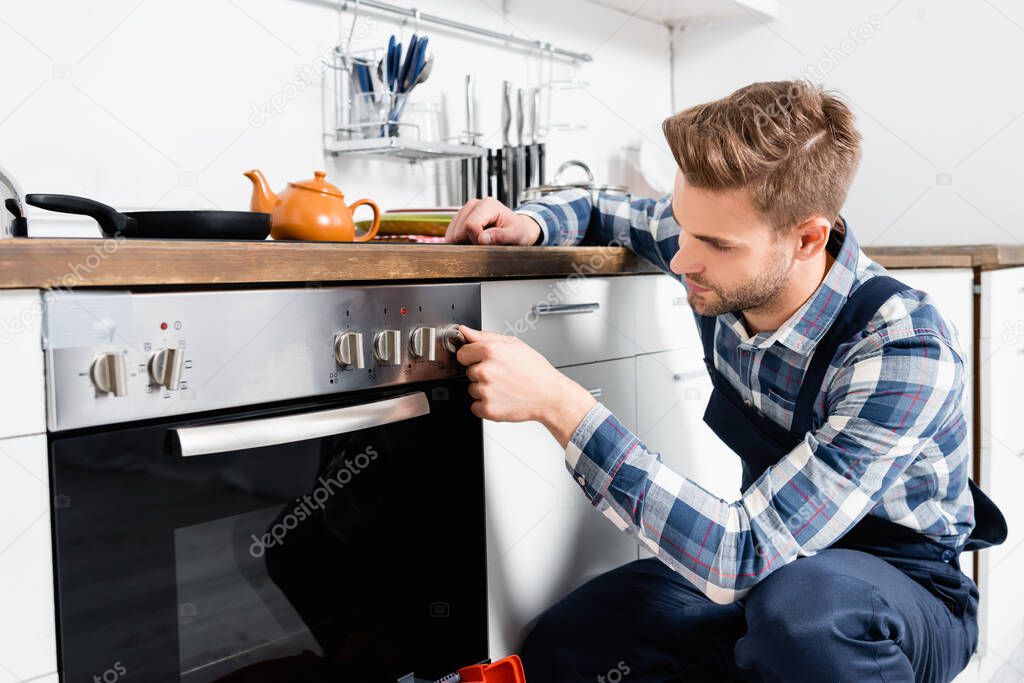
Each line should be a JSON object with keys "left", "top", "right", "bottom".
{"left": 25, "top": 194, "right": 135, "bottom": 236}
{"left": 349, "top": 199, "right": 380, "bottom": 242}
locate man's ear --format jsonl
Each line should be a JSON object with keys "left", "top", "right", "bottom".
{"left": 792, "top": 215, "right": 832, "bottom": 261}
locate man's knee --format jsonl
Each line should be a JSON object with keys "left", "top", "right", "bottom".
{"left": 743, "top": 551, "right": 881, "bottom": 645}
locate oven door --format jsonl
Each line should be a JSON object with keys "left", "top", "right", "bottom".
{"left": 49, "top": 380, "right": 487, "bottom": 683}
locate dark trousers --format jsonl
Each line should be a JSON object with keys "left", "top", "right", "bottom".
{"left": 520, "top": 550, "right": 978, "bottom": 683}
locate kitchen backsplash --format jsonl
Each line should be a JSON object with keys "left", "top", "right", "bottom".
{"left": 2, "top": 0, "right": 672, "bottom": 236}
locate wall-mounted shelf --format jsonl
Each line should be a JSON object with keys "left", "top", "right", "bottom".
{"left": 585, "top": 0, "right": 779, "bottom": 25}
{"left": 325, "top": 137, "right": 485, "bottom": 162}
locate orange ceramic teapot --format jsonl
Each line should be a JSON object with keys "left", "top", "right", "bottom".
{"left": 244, "top": 169, "right": 380, "bottom": 242}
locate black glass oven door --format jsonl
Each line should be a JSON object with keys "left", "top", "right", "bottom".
{"left": 50, "top": 380, "right": 487, "bottom": 683}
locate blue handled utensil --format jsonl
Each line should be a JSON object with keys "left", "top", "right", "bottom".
{"left": 386, "top": 35, "right": 398, "bottom": 92}
{"left": 403, "top": 35, "right": 428, "bottom": 93}
{"left": 354, "top": 62, "right": 372, "bottom": 94}
{"left": 398, "top": 34, "right": 418, "bottom": 93}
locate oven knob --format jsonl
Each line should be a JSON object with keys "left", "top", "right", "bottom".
{"left": 149, "top": 347, "right": 184, "bottom": 390}
{"left": 373, "top": 329, "right": 402, "bottom": 365}
{"left": 408, "top": 326, "right": 437, "bottom": 361}
{"left": 90, "top": 352, "right": 128, "bottom": 396}
{"left": 334, "top": 331, "right": 365, "bottom": 369}
{"left": 440, "top": 324, "right": 467, "bottom": 353}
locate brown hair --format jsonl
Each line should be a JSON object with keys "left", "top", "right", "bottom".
{"left": 661, "top": 80, "right": 861, "bottom": 232}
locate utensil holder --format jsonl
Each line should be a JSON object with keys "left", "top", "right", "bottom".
{"left": 326, "top": 46, "right": 420, "bottom": 141}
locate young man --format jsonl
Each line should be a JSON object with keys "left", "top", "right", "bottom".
{"left": 444, "top": 81, "right": 1005, "bottom": 682}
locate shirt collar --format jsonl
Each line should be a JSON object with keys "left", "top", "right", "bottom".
{"left": 726, "top": 215, "right": 862, "bottom": 355}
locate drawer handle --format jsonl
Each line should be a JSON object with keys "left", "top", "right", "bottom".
{"left": 587, "top": 387, "right": 603, "bottom": 398}
{"left": 533, "top": 302, "right": 600, "bottom": 316}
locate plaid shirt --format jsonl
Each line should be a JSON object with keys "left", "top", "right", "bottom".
{"left": 516, "top": 190, "right": 975, "bottom": 604}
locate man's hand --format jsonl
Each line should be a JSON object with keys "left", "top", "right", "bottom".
{"left": 456, "top": 325, "right": 597, "bottom": 448}
{"left": 445, "top": 198, "right": 542, "bottom": 245}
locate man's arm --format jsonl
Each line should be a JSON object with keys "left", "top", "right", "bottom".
{"left": 516, "top": 189, "right": 681, "bottom": 279}
{"left": 560, "top": 327, "right": 965, "bottom": 604}
{"left": 444, "top": 190, "right": 682, "bottom": 280}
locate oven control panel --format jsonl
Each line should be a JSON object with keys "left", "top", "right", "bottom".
{"left": 43, "top": 283, "right": 481, "bottom": 431}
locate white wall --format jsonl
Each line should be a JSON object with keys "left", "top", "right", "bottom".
{"left": 0, "top": 0, "right": 671, "bottom": 236}
{"left": 668, "top": 0, "right": 1024, "bottom": 246}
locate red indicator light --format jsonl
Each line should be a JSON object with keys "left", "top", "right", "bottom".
{"left": 160, "top": 322, "right": 168, "bottom": 330}
{"left": 400, "top": 307, "right": 407, "bottom": 315}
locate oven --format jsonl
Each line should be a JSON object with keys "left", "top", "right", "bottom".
{"left": 43, "top": 283, "right": 487, "bottom": 682}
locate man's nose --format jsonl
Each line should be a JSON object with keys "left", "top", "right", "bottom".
{"left": 670, "top": 237, "right": 701, "bottom": 276}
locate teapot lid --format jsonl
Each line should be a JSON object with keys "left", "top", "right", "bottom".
{"left": 291, "top": 171, "right": 344, "bottom": 198}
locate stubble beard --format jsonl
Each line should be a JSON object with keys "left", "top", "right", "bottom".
{"left": 688, "top": 248, "right": 794, "bottom": 318}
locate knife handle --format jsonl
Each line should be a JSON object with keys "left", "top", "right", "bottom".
{"left": 495, "top": 147, "right": 506, "bottom": 205}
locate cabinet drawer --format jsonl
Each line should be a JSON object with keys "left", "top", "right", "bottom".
{"left": 633, "top": 274, "right": 703, "bottom": 358}
{"left": 481, "top": 276, "right": 639, "bottom": 367}
{"left": 0, "top": 434, "right": 57, "bottom": 680}
{"left": 0, "top": 290, "right": 45, "bottom": 439}
{"left": 482, "top": 357, "right": 639, "bottom": 658}
{"left": 981, "top": 268, "right": 1024, "bottom": 458}
{"left": 636, "top": 350, "right": 741, "bottom": 502}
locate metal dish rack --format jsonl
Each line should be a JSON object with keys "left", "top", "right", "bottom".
{"left": 323, "top": 46, "right": 484, "bottom": 162}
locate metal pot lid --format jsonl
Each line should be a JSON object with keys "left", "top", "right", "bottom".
{"left": 523, "top": 181, "right": 628, "bottom": 195}
{"left": 522, "top": 160, "right": 628, "bottom": 197}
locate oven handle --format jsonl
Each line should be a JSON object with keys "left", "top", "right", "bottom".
{"left": 173, "top": 391, "right": 431, "bottom": 457}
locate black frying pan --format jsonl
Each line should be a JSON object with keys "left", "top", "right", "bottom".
{"left": 25, "top": 194, "right": 271, "bottom": 240}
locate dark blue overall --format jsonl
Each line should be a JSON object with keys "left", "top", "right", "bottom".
{"left": 521, "top": 276, "right": 1007, "bottom": 683}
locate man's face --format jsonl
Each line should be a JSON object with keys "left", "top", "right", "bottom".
{"left": 668, "top": 172, "right": 795, "bottom": 317}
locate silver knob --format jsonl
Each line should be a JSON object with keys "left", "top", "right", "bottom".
{"left": 149, "top": 347, "right": 184, "bottom": 390}
{"left": 440, "top": 324, "right": 466, "bottom": 353}
{"left": 90, "top": 352, "right": 127, "bottom": 396}
{"left": 409, "top": 326, "right": 437, "bottom": 361}
{"left": 373, "top": 329, "right": 402, "bottom": 365}
{"left": 334, "top": 331, "right": 365, "bottom": 369}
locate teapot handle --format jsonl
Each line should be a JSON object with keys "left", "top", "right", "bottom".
{"left": 350, "top": 198, "right": 380, "bottom": 242}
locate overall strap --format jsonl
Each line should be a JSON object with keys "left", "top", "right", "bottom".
{"left": 699, "top": 313, "right": 717, "bottom": 369}
{"left": 791, "top": 275, "right": 911, "bottom": 436}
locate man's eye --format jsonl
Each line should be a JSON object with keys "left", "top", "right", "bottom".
{"left": 710, "top": 243, "right": 733, "bottom": 252}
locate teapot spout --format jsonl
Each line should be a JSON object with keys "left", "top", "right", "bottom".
{"left": 244, "top": 169, "right": 278, "bottom": 213}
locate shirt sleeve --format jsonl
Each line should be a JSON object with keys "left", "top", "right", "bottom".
{"left": 515, "top": 189, "right": 681, "bottom": 279}
{"left": 564, "top": 330, "right": 965, "bottom": 604}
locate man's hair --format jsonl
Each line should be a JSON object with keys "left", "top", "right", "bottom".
{"left": 661, "top": 80, "right": 862, "bottom": 232}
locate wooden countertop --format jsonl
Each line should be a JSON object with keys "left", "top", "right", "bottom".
{"left": 2, "top": 238, "right": 1023, "bottom": 289}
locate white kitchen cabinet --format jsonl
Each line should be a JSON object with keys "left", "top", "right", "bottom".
{"left": 0, "top": 433, "right": 56, "bottom": 683}
{"left": 482, "top": 357, "right": 640, "bottom": 661}
{"left": 889, "top": 269, "right": 976, "bottom": 582}
{"left": 977, "top": 266, "right": 1024, "bottom": 668}
{"left": 0, "top": 290, "right": 45, "bottom": 439}
{"left": 584, "top": 0, "right": 780, "bottom": 24}
{"left": 480, "top": 277, "right": 641, "bottom": 367}
{"left": 635, "top": 349, "right": 742, "bottom": 561}
{"left": 633, "top": 274, "right": 702, "bottom": 357}
{"left": 888, "top": 269, "right": 975, "bottom": 436}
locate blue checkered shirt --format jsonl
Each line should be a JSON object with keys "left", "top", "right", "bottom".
{"left": 516, "top": 189, "right": 975, "bottom": 604}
